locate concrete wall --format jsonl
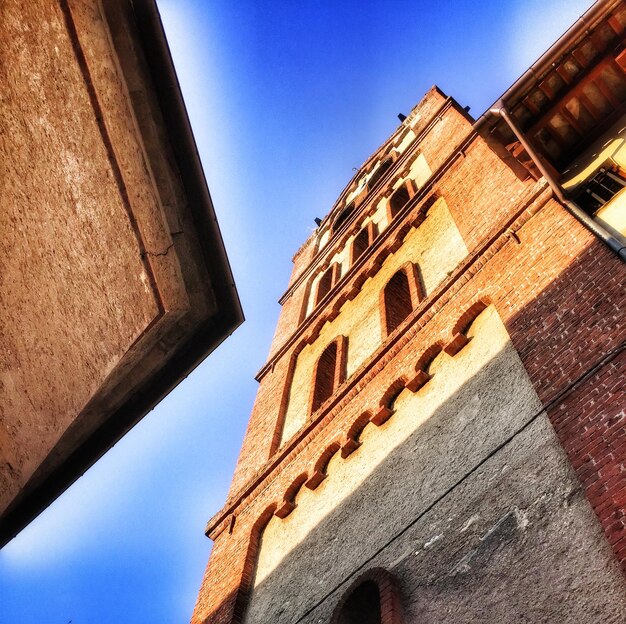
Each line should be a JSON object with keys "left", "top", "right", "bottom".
{"left": 244, "top": 307, "right": 626, "bottom": 623}
{"left": 0, "top": 0, "right": 241, "bottom": 538}
{"left": 1, "top": 0, "right": 162, "bottom": 513}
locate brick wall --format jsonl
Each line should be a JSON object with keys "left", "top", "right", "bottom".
{"left": 192, "top": 87, "right": 626, "bottom": 622}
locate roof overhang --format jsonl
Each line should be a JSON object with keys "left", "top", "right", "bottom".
{"left": 0, "top": 0, "right": 243, "bottom": 546}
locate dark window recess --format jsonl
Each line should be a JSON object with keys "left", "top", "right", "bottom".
{"left": 384, "top": 270, "right": 413, "bottom": 334}
{"left": 312, "top": 342, "right": 338, "bottom": 412}
{"left": 336, "top": 581, "right": 382, "bottom": 624}
{"left": 315, "top": 266, "right": 334, "bottom": 306}
{"left": 352, "top": 227, "right": 370, "bottom": 263}
{"left": 367, "top": 157, "right": 394, "bottom": 191}
{"left": 333, "top": 202, "right": 355, "bottom": 232}
{"left": 574, "top": 164, "right": 626, "bottom": 214}
{"left": 389, "top": 185, "right": 411, "bottom": 218}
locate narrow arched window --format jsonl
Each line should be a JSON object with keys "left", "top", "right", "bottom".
{"left": 388, "top": 184, "right": 411, "bottom": 219}
{"left": 315, "top": 266, "right": 334, "bottom": 306}
{"left": 381, "top": 263, "right": 423, "bottom": 338}
{"left": 311, "top": 337, "right": 347, "bottom": 413}
{"left": 383, "top": 271, "right": 412, "bottom": 334}
{"left": 332, "top": 202, "right": 355, "bottom": 233}
{"left": 352, "top": 227, "right": 370, "bottom": 264}
{"left": 367, "top": 157, "right": 394, "bottom": 192}
{"left": 336, "top": 581, "right": 382, "bottom": 624}
{"left": 351, "top": 222, "right": 378, "bottom": 266}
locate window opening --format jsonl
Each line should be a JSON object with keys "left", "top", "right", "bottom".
{"left": 312, "top": 341, "right": 339, "bottom": 412}
{"left": 389, "top": 185, "right": 411, "bottom": 218}
{"left": 368, "top": 157, "right": 394, "bottom": 192}
{"left": 333, "top": 202, "right": 355, "bottom": 233}
{"left": 336, "top": 581, "right": 382, "bottom": 624}
{"left": 352, "top": 227, "right": 370, "bottom": 264}
{"left": 383, "top": 270, "right": 413, "bottom": 335}
{"left": 315, "top": 266, "right": 334, "bottom": 306}
{"left": 574, "top": 163, "right": 626, "bottom": 214}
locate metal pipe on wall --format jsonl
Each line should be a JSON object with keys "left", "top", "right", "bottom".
{"left": 487, "top": 101, "right": 626, "bottom": 262}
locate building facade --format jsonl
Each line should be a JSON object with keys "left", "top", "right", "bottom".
{"left": 0, "top": 0, "right": 242, "bottom": 546}
{"left": 192, "top": 1, "right": 626, "bottom": 622}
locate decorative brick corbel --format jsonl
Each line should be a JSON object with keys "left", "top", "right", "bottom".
{"left": 305, "top": 441, "right": 341, "bottom": 490}
{"left": 372, "top": 378, "right": 407, "bottom": 425}
{"left": 445, "top": 299, "right": 491, "bottom": 356}
{"left": 444, "top": 332, "right": 470, "bottom": 356}
{"left": 341, "top": 411, "right": 372, "bottom": 458}
{"left": 407, "top": 343, "right": 443, "bottom": 392}
{"left": 275, "top": 473, "right": 308, "bottom": 519}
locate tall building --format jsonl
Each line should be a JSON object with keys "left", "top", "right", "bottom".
{"left": 193, "top": 1, "right": 626, "bottom": 622}
{"left": 0, "top": 0, "right": 242, "bottom": 546}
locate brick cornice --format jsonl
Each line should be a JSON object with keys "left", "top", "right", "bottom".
{"left": 207, "top": 181, "right": 553, "bottom": 537}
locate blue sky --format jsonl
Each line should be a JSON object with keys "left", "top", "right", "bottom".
{"left": 1, "top": 1, "right": 593, "bottom": 622}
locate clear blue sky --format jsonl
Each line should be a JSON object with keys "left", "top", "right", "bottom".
{"left": 1, "top": 1, "right": 593, "bottom": 622}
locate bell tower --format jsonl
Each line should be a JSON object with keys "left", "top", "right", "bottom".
{"left": 193, "top": 6, "right": 626, "bottom": 620}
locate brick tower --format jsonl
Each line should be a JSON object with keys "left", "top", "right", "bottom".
{"left": 193, "top": 2, "right": 626, "bottom": 622}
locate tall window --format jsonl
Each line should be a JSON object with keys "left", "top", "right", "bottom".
{"left": 352, "top": 227, "right": 370, "bottom": 264}
{"left": 332, "top": 202, "right": 355, "bottom": 233}
{"left": 367, "top": 156, "right": 394, "bottom": 192}
{"left": 311, "top": 337, "right": 346, "bottom": 413}
{"left": 388, "top": 183, "right": 412, "bottom": 219}
{"left": 383, "top": 271, "right": 412, "bottom": 334}
{"left": 381, "top": 264, "right": 422, "bottom": 337}
{"left": 315, "top": 265, "right": 335, "bottom": 306}
{"left": 336, "top": 581, "right": 382, "bottom": 624}
{"left": 351, "top": 222, "right": 378, "bottom": 266}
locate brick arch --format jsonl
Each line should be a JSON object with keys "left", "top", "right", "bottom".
{"left": 445, "top": 298, "right": 492, "bottom": 356}
{"left": 341, "top": 411, "right": 373, "bottom": 458}
{"left": 305, "top": 440, "right": 342, "bottom": 490}
{"left": 275, "top": 473, "right": 309, "bottom": 519}
{"left": 330, "top": 567, "right": 404, "bottom": 624}
{"left": 380, "top": 262, "right": 423, "bottom": 339}
{"left": 366, "top": 155, "right": 396, "bottom": 193}
{"left": 310, "top": 335, "right": 348, "bottom": 414}
{"left": 233, "top": 503, "right": 278, "bottom": 623}
{"left": 386, "top": 178, "right": 417, "bottom": 221}
{"left": 372, "top": 377, "right": 408, "bottom": 426}
{"left": 407, "top": 343, "right": 444, "bottom": 392}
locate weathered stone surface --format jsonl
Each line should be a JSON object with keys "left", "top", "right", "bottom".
{"left": 0, "top": 0, "right": 241, "bottom": 543}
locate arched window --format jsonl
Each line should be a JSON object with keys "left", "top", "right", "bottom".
{"left": 336, "top": 581, "right": 381, "bottom": 624}
{"left": 367, "top": 156, "right": 394, "bottom": 192}
{"left": 311, "top": 337, "right": 347, "bottom": 413}
{"left": 381, "top": 263, "right": 422, "bottom": 337}
{"left": 351, "top": 227, "right": 370, "bottom": 264}
{"left": 332, "top": 202, "right": 355, "bottom": 233}
{"left": 383, "top": 271, "right": 412, "bottom": 334}
{"left": 331, "top": 568, "right": 403, "bottom": 624}
{"left": 315, "top": 265, "right": 335, "bottom": 306}
{"left": 388, "top": 183, "right": 412, "bottom": 219}
{"left": 351, "top": 222, "right": 378, "bottom": 265}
